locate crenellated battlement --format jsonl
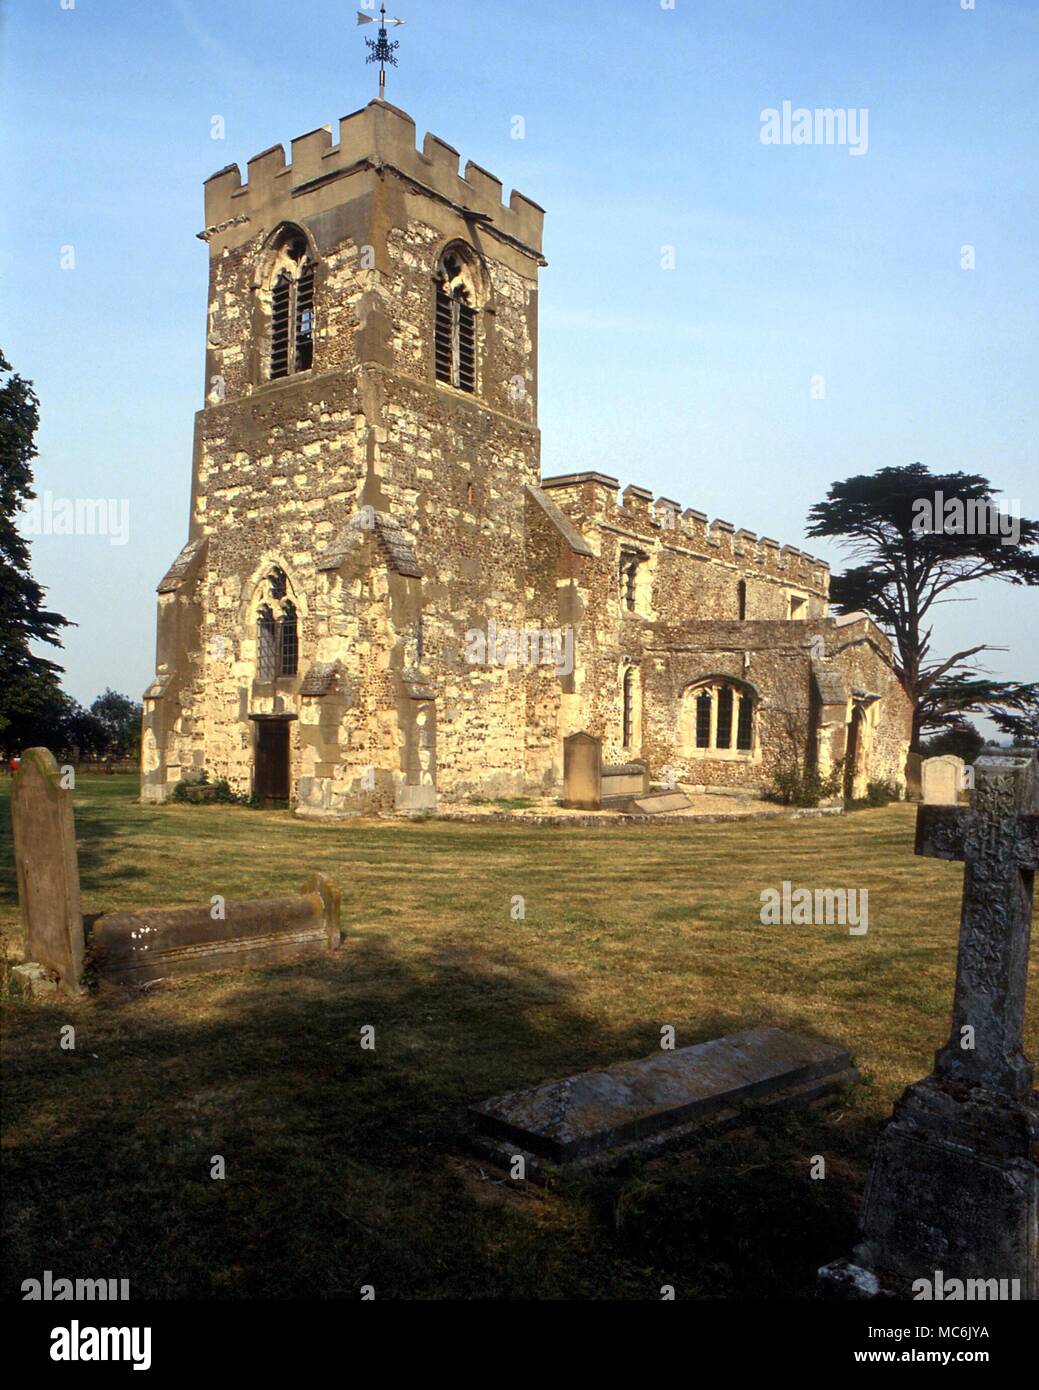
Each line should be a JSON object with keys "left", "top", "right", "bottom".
{"left": 540, "top": 472, "right": 830, "bottom": 591}
{"left": 202, "top": 99, "right": 545, "bottom": 257}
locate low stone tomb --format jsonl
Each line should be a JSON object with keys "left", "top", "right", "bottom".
{"left": 91, "top": 873, "right": 341, "bottom": 986}
{"left": 471, "top": 1026, "right": 856, "bottom": 1178}
{"left": 9, "top": 747, "right": 343, "bottom": 994}
{"left": 600, "top": 761, "right": 650, "bottom": 805}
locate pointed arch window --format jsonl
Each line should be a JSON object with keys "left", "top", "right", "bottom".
{"left": 255, "top": 568, "right": 299, "bottom": 680}
{"left": 268, "top": 232, "right": 316, "bottom": 380}
{"left": 435, "top": 247, "right": 478, "bottom": 393}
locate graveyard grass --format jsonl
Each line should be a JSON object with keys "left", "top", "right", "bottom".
{"left": 2, "top": 777, "right": 1036, "bottom": 1300}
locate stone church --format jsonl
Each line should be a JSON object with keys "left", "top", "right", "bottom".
{"left": 141, "top": 99, "right": 912, "bottom": 812}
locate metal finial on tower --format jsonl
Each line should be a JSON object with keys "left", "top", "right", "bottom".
{"left": 357, "top": 5, "right": 406, "bottom": 101}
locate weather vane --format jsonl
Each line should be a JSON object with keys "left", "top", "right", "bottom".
{"left": 357, "top": 4, "right": 406, "bottom": 101}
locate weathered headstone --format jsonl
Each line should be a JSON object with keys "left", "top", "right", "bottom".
{"left": 921, "top": 754, "right": 965, "bottom": 805}
{"left": 10, "top": 748, "right": 84, "bottom": 993}
{"left": 819, "top": 748, "right": 1039, "bottom": 1299}
{"left": 904, "top": 750, "right": 923, "bottom": 802}
{"left": 563, "top": 731, "right": 602, "bottom": 809}
{"left": 471, "top": 1027, "right": 856, "bottom": 1178}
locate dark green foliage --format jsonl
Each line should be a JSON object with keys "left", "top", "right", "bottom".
{"left": 807, "top": 464, "right": 1039, "bottom": 741}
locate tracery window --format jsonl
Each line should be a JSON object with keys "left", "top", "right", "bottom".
{"left": 255, "top": 568, "right": 299, "bottom": 679}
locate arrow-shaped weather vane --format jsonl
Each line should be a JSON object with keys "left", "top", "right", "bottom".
{"left": 357, "top": 4, "right": 406, "bottom": 101}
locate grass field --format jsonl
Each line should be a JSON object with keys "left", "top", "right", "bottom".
{"left": 2, "top": 775, "right": 1035, "bottom": 1300}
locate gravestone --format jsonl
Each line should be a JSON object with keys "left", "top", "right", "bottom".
{"left": 819, "top": 747, "right": 1038, "bottom": 1299}
{"left": 904, "top": 751, "right": 923, "bottom": 802}
{"left": 471, "top": 1027, "right": 857, "bottom": 1178}
{"left": 921, "top": 754, "right": 965, "bottom": 805}
{"left": 10, "top": 748, "right": 84, "bottom": 993}
{"left": 563, "top": 731, "right": 602, "bottom": 809}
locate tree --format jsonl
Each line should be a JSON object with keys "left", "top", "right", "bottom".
{"left": 918, "top": 724, "right": 986, "bottom": 763}
{"left": 0, "top": 349, "right": 72, "bottom": 755}
{"left": 807, "top": 464, "right": 1039, "bottom": 745}
{"left": 89, "top": 689, "right": 142, "bottom": 759}
{"left": 990, "top": 691, "right": 1039, "bottom": 746}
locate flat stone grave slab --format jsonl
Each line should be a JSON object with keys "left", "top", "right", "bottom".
{"left": 470, "top": 1026, "right": 856, "bottom": 1176}
{"left": 630, "top": 791, "right": 693, "bottom": 814}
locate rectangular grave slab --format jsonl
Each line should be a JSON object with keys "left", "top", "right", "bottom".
{"left": 470, "top": 1027, "right": 856, "bottom": 1172}
{"left": 629, "top": 791, "right": 693, "bottom": 815}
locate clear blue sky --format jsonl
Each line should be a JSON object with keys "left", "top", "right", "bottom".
{"left": 2, "top": 0, "right": 1036, "bottom": 716}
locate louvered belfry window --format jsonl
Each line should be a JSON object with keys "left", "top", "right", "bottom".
{"left": 294, "top": 263, "right": 314, "bottom": 372}
{"left": 270, "top": 273, "right": 292, "bottom": 379}
{"left": 435, "top": 249, "right": 477, "bottom": 393}
{"left": 269, "top": 235, "right": 315, "bottom": 380}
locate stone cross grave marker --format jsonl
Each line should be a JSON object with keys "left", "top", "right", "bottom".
{"left": 10, "top": 748, "right": 85, "bottom": 992}
{"left": 914, "top": 747, "right": 1037, "bottom": 1098}
{"left": 921, "top": 753, "right": 966, "bottom": 805}
{"left": 820, "top": 747, "right": 1038, "bottom": 1298}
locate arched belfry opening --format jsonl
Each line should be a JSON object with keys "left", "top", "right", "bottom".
{"left": 434, "top": 243, "right": 482, "bottom": 393}
{"left": 263, "top": 226, "right": 316, "bottom": 379}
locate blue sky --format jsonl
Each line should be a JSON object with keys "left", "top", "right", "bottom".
{"left": 2, "top": 0, "right": 1036, "bottom": 714}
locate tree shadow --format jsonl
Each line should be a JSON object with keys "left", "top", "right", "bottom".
{"left": 0, "top": 930, "right": 871, "bottom": 1300}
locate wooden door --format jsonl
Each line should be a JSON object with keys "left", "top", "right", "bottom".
{"left": 254, "top": 720, "right": 290, "bottom": 806}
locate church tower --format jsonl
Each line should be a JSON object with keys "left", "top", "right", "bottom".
{"left": 141, "top": 99, "right": 546, "bottom": 810}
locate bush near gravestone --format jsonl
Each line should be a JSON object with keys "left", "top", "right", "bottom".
{"left": 170, "top": 770, "right": 251, "bottom": 805}
{"left": 765, "top": 760, "right": 844, "bottom": 808}
{"left": 847, "top": 778, "right": 900, "bottom": 812}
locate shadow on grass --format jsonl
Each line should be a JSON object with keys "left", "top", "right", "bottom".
{"left": 1, "top": 931, "right": 869, "bottom": 1301}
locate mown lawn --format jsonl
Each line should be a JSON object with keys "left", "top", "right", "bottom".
{"left": 1, "top": 775, "right": 1035, "bottom": 1299}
